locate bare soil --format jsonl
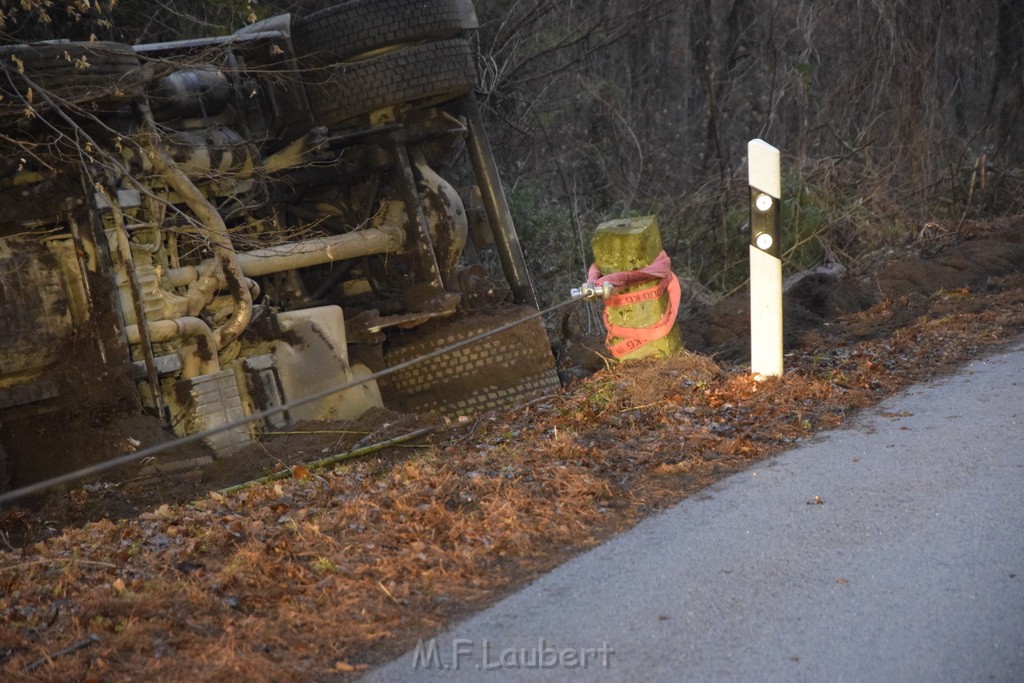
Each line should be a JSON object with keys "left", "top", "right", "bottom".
{"left": 682, "top": 220, "right": 1024, "bottom": 358}
{"left": 1, "top": 218, "right": 1023, "bottom": 680}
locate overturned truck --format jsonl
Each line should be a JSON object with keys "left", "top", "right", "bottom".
{"left": 0, "top": 1, "right": 559, "bottom": 490}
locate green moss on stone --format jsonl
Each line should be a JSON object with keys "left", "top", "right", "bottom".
{"left": 592, "top": 216, "right": 683, "bottom": 361}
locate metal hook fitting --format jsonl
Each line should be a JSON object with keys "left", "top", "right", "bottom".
{"left": 571, "top": 280, "right": 614, "bottom": 300}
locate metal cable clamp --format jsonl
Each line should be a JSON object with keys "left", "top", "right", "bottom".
{"left": 571, "top": 281, "right": 614, "bottom": 300}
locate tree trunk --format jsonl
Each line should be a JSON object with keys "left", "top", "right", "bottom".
{"left": 989, "top": 0, "right": 1024, "bottom": 164}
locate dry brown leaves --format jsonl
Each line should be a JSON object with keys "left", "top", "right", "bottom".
{"left": 2, "top": 281, "right": 1024, "bottom": 681}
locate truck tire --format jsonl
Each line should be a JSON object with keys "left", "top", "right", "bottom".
{"left": 0, "top": 41, "right": 140, "bottom": 116}
{"left": 293, "top": 0, "right": 478, "bottom": 65}
{"left": 380, "top": 307, "right": 562, "bottom": 416}
{"left": 304, "top": 38, "right": 477, "bottom": 127}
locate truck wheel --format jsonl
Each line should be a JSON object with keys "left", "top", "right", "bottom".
{"left": 379, "top": 306, "right": 562, "bottom": 416}
{"left": 0, "top": 41, "right": 141, "bottom": 116}
{"left": 303, "top": 38, "right": 477, "bottom": 127}
{"left": 293, "top": 0, "right": 478, "bottom": 65}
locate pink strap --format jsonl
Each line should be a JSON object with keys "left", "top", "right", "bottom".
{"left": 588, "top": 250, "right": 672, "bottom": 289}
{"left": 589, "top": 251, "right": 681, "bottom": 359}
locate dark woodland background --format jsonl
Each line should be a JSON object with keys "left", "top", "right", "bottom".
{"left": 4, "top": 0, "right": 1023, "bottom": 302}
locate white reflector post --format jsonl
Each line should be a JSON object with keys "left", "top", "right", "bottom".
{"left": 748, "top": 139, "right": 783, "bottom": 377}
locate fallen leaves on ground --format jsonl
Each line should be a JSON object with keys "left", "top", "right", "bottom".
{"left": 2, "top": 281, "right": 1024, "bottom": 681}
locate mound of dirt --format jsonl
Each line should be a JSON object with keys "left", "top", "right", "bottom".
{"left": 682, "top": 224, "right": 1024, "bottom": 359}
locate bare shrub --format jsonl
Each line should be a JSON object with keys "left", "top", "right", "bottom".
{"left": 470, "top": 0, "right": 1023, "bottom": 298}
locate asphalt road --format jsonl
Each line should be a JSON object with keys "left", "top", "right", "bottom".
{"left": 368, "top": 343, "right": 1024, "bottom": 682}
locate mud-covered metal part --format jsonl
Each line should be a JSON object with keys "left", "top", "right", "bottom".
{"left": 380, "top": 306, "right": 561, "bottom": 415}
{"left": 388, "top": 132, "right": 449, "bottom": 301}
{"left": 65, "top": 208, "right": 138, "bottom": 400}
{"left": 232, "top": 224, "right": 405, "bottom": 276}
{"left": 270, "top": 307, "right": 382, "bottom": 422}
{"left": 457, "top": 94, "right": 539, "bottom": 309}
{"left": 0, "top": 239, "right": 75, "bottom": 390}
{"left": 139, "top": 106, "right": 253, "bottom": 350}
{"left": 241, "top": 354, "right": 290, "bottom": 430}
{"left": 103, "top": 188, "right": 165, "bottom": 417}
{"left": 412, "top": 148, "right": 468, "bottom": 291}
{"left": 160, "top": 128, "right": 257, "bottom": 179}
{"left": 171, "top": 370, "right": 252, "bottom": 454}
{"left": 124, "top": 317, "right": 219, "bottom": 377}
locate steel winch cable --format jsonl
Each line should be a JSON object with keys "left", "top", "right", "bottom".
{"left": 0, "top": 292, "right": 600, "bottom": 506}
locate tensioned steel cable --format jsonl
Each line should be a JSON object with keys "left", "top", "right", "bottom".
{"left": 0, "top": 294, "right": 592, "bottom": 505}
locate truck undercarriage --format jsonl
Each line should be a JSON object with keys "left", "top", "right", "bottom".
{"left": 0, "top": 1, "right": 559, "bottom": 492}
